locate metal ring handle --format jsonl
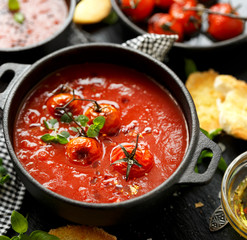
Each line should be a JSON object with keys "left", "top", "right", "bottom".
{"left": 178, "top": 131, "right": 222, "bottom": 185}
{"left": 0, "top": 63, "right": 30, "bottom": 113}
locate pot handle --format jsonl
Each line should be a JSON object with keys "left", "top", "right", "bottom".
{"left": 178, "top": 131, "right": 222, "bottom": 185}
{"left": 0, "top": 63, "right": 30, "bottom": 112}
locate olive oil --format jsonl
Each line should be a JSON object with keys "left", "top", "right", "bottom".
{"left": 233, "top": 177, "right": 247, "bottom": 227}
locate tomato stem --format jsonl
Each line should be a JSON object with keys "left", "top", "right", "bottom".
{"left": 75, "top": 98, "right": 102, "bottom": 112}
{"left": 184, "top": 6, "right": 247, "bottom": 21}
{"left": 111, "top": 134, "right": 142, "bottom": 181}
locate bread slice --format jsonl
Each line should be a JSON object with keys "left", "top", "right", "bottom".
{"left": 49, "top": 225, "right": 117, "bottom": 240}
{"left": 214, "top": 75, "right": 247, "bottom": 140}
{"left": 185, "top": 69, "right": 223, "bottom": 132}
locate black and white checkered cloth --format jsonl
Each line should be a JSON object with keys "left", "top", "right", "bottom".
{"left": 122, "top": 33, "right": 178, "bottom": 61}
{"left": 0, "top": 33, "right": 176, "bottom": 234}
{"left": 0, "top": 125, "right": 26, "bottom": 235}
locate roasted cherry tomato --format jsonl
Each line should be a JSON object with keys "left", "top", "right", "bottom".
{"left": 169, "top": 0, "right": 201, "bottom": 36}
{"left": 66, "top": 137, "right": 102, "bottom": 166}
{"left": 84, "top": 104, "right": 121, "bottom": 135}
{"left": 207, "top": 3, "right": 244, "bottom": 41}
{"left": 148, "top": 13, "right": 184, "bottom": 41}
{"left": 110, "top": 142, "right": 154, "bottom": 179}
{"left": 155, "top": 0, "right": 174, "bottom": 9}
{"left": 120, "top": 0, "right": 155, "bottom": 22}
{"left": 46, "top": 93, "right": 83, "bottom": 117}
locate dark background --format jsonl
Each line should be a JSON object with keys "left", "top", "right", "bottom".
{"left": 4, "top": 18, "right": 247, "bottom": 239}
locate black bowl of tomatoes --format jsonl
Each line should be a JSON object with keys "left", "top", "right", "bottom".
{"left": 0, "top": 43, "right": 221, "bottom": 225}
{"left": 112, "top": 0, "right": 247, "bottom": 51}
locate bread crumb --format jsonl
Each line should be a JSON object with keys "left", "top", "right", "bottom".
{"left": 195, "top": 202, "right": 204, "bottom": 208}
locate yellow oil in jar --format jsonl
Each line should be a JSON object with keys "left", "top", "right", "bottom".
{"left": 233, "top": 177, "right": 247, "bottom": 227}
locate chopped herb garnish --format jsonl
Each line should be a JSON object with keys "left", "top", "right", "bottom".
{"left": 8, "top": 0, "right": 20, "bottom": 11}
{"left": 111, "top": 134, "right": 142, "bottom": 180}
{"left": 8, "top": 0, "right": 25, "bottom": 24}
{"left": 0, "top": 211, "right": 59, "bottom": 240}
{"left": 14, "top": 12, "right": 24, "bottom": 24}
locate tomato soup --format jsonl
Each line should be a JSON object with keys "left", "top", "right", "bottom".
{"left": 14, "top": 63, "right": 188, "bottom": 203}
{"left": 0, "top": 0, "right": 68, "bottom": 48}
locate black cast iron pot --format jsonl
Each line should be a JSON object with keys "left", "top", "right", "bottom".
{"left": 0, "top": 43, "right": 221, "bottom": 226}
{"left": 0, "top": 0, "right": 75, "bottom": 65}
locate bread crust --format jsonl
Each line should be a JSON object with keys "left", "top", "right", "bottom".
{"left": 49, "top": 225, "right": 117, "bottom": 240}
{"left": 185, "top": 69, "right": 223, "bottom": 132}
{"left": 186, "top": 70, "right": 247, "bottom": 140}
{"left": 214, "top": 75, "right": 247, "bottom": 140}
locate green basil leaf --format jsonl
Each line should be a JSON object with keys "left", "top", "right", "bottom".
{"left": 56, "top": 134, "right": 69, "bottom": 144}
{"left": 71, "top": 127, "right": 79, "bottom": 132}
{"left": 185, "top": 58, "right": 197, "bottom": 77}
{"left": 30, "top": 230, "right": 60, "bottom": 240}
{"left": 10, "top": 236, "right": 19, "bottom": 240}
{"left": 60, "top": 113, "right": 72, "bottom": 123}
{"left": 75, "top": 115, "right": 89, "bottom": 127}
{"left": 0, "top": 166, "right": 7, "bottom": 176}
{"left": 200, "top": 128, "right": 209, "bottom": 138}
{"left": 14, "top": 12, "right": 25, "bottom": 24}
{"left": 0, "top": 235, "right": 11, "bottom": 240}
{"left": 208, "top": 128, "right": 222, "bottom": 140}
{"left": 41, "top": 134, "right": 55, "bottom": 143}
{"left": 103, "top": 10, "right": 118, "bottom": 24}
{"left": 59, "top": 131, "right": 70, "bottom": 138}
{"left": 49, "top": 119, "right": 58, "bottom": 127}
{"left": 20, "top": 235, "right": 31, "bottom": 240}
{"left": 11, "top": 211, "right": 28, "bottom": 234}
{"left": 0, "top": 158, "right": 3, "bottom": 165}
{"left": 87, "top": 125, "right": 99, "bottom": 138}
{"left": 8, "top": 0, "right": 20, "bottom": 11}
{"left": 93, "top": 116, "right": 105, "bottom": 130}
{"left": 218, "top": 156, "right": 228, "bottom": 172}
{"left": 44, "top": 119, "right": 58, "bottom": 130}
{"left": 0, "top": 174, "right": 10, "bottom": 185}
{"left": 43, "top": 120, "right": 50, "bottom": 130}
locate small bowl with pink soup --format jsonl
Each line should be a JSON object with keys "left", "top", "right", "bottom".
{"left": 0, "top": 0, "right": 75, "bottom": 63}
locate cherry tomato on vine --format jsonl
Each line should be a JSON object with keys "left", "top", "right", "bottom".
{"left": 155, "top": 0, "right": 174, "bottom": 9}
{"left": 84, "top": 104, "right": 121, "bottom": 135}
{"left": 110, "top": 142, "right": 154, "bottom": 179}
{"left": 120, "top": 0, "right": 155, "bottom": 22}
{"left": 207, "top": 3, "right": 244, "bottom": 41}
{"left": 169, "top": 0, "right": 201, "bottom": 36}
{"left": 148, "top": 13, "right": 184, "bottom": 41}
{"left": 66, "top": 137, "right": 102, "bottom": 166}
{"left": 46, "top": 93, "right": 83, "bottom": 117}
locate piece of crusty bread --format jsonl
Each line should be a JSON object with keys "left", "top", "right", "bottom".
{"left": 48, "top": 225, "right": 117, "bottom": 240}
{"left": 214, "top": 75, "right": 247, "bottom": 140}
{"left": 185, "top": 69, "right": 223, "bottom": 132}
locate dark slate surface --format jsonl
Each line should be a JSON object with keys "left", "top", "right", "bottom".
{"left": 4, "top": 20, "right": 247, "bottom": 239}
